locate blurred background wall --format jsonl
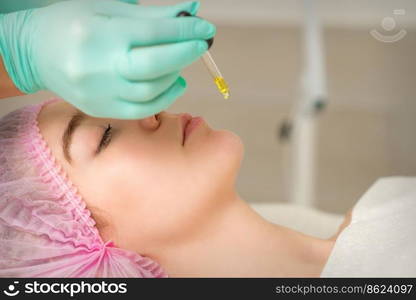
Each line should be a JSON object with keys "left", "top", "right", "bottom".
{"left": 1, "top": 0, "right": 415, "bottom": 213}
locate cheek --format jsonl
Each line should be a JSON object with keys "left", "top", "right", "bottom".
{"left": 89, "top": 142, "right": 192, "bottom": 248}
{"left": 136, "top": 130, "right": 244, "bottom": 249}
{"left": 192, "top": 130, "right": 244, "bottom": 182}
{"left": 69, "top": 141, "right": 163, "bottom": 238}
{"left": 73, "top": 130, "right": 244, "bottom": 253}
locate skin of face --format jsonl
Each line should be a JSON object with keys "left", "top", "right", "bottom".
{"left": 37, "top": 100, "right": 244, "bottom": 256}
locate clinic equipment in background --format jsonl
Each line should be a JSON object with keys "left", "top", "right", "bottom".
{"left": 177, "top": 11, "right": 230, "bottom": 100}
{"left": 279, "top": 0, "right": 327, "bottom": 207}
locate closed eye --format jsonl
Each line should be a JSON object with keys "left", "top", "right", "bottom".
{"left": 96, "top": 124, "right": 112, "bottom": 154}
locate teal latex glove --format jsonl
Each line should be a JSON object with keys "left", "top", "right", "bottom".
{"left": 0, "top": 0, "right": 138, "bottom": 13}
{"left": 0, "top": 0, "right": 215, "bottom": 119}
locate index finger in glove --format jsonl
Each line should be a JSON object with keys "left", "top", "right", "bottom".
{"left": 96, "top": 1, "right": 200, "bottom": 19}
{"left": 113, "top": 17, "right": 216, "bottom": 46}
{"left": 117, "top": 40, "right": 208, "bottom": 80}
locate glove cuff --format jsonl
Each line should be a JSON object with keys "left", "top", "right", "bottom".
{"left": 0, "top": 10, "right": 44, "bottom": 94}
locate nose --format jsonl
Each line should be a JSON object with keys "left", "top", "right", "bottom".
{"left": 139, "top": 113, "right": 161, "bottom": 130}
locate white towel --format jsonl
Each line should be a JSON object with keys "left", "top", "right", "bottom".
{"left": 321, "top": 177, "right": 416, "bottom": 277}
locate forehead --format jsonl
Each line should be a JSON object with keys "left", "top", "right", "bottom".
{"left": 37, "top": 101, "right": 77, "bottom": 162}
{"left": 38, "top": 100, "right": 75, "bottom": 120}
{"left": 38, "top": 100, "right": 75, "bottom": 136}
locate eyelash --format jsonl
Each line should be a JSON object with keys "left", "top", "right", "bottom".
{"left": 97, "top": 124, "right": 112, "bottom": 153}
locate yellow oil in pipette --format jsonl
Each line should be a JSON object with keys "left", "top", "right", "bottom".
{"left": 214, "top": 77, "right": 229, "bottom": 99}
{"left": 201, "top": 51, "right": 230, "bottom": 99}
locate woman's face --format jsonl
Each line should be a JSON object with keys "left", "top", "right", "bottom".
{"left": 37, "top": 100, "right": 243, "bottom": 254}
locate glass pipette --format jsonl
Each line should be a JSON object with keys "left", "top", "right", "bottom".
{"left": 201, "top": 51, "right": 230, "bottom": 99}
{"left": 176, "top": 11, "right": 229, "bottom": 99}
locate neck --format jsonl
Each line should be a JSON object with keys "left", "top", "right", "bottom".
{"left": 154, "top": 194, "right": 334, "bottom": 277}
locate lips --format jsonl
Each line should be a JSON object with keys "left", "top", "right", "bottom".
{"left": 183, "top": 116, "right": 204, "bottom": 145}
{"left": 181, "top": 113, "right": 193, "bottom": 145}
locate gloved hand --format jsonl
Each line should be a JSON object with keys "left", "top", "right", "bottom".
{"left": 0, "top": 0, "right": 215, "bottom": 119}
{"left": 0, "top": 0, "right": 139, "bottom": 13}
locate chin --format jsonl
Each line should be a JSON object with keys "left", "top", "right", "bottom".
{"left": 210, "top": 129, "right": 244, "bottom": 175}
{"left": 219, "top": 129, "right": 244, "bottom": 154}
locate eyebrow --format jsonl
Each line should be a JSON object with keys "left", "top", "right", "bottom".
{"left": 62, "top": 110, "right": 87, "bottom": 164}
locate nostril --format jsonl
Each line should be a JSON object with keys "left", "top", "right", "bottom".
{"left": 154, "top": 113, "right": 162, "bottom": 129}
{"left": 156, "top": 110, "right": 166, "bottom": 120}
{"left": 139, "top": 114, "right": 161, "bottom": 130}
